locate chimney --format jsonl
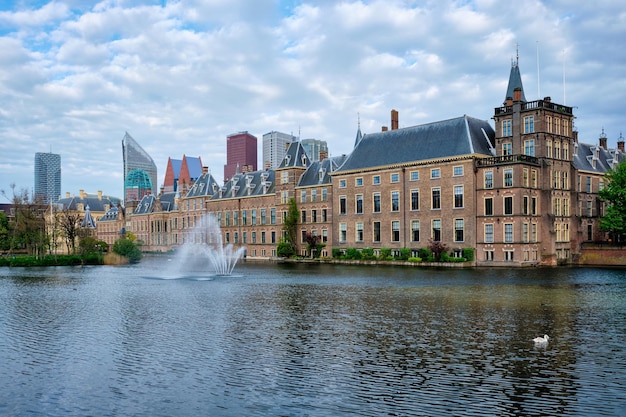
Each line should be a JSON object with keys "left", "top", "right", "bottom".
{"left": 66, "top": 192, "right": 70, "bottom": 198}
{"left": 202, "top": 166, "right": 209, "bottom": 174}
{"left": 599, "top": 136, "right": 607, "bottom": 150}
{"left": 543, "top": 96, "right": 551, "bottom": 103}
{"left": 319, "top": 150, "right": 328, "bottom": 161}
{"left": 265, "top": 161, "right": 271, "bottom": 170}
{"left": 391, "top": 109, "right": 399, "bottom": 130}
{"left": 513, "top": 87, "right": 522, "bottom": 102}
{"left": 382, "top": 126, "right": 388, "bottom": 132}
{"left": 618, "top": 140, "right": 625, "bottom": 153}
{"left": 79, "top": 189, "right": 85, "bottom": 199}
{"left": 98, "top": 190, "right": 103, "bottom": 200}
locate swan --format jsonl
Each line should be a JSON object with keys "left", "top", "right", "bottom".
{"left": 533, "top": 334, "right": 549, "bottom": 344}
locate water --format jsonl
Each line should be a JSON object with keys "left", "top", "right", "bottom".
{"left": 1, "top": 260, "right": 625, "bottom": 416}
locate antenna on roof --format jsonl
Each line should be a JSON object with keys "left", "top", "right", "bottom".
{"left": 515, "top": 42, "right": 519, "bottom": 66}
{"left": 536, "top": 41, "right": 540, "bottom": 99}
{"left": 357, "top": 112, "right": 361, "bottom": 130}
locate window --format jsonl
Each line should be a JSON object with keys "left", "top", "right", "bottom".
{"left": 502, "top": 143, "right": 512, "bottom": 156}
{"left": 300, "top": 190, "right": 307, "bottom": 203}
{"left": 502, "top": 119, "right": 512, "bottom": 136}
{"left": 373, "top": 193, "right": 381, "bottom": 213}
{"left": 485, "top": 171, "right": 493, "bottom": 189}
{"left": 504, "top": 196, "right": 513, "bottom": 215}
{"left": 547, "top": 140, "right": 553, "bottom": 158}
{"left": 373, "top": 175, "right": 381, "bottom": 185}
{"left": 485, "top": 224, "right": 494, "bottom": 243}
{"left": 532, "top": 223, "right": 537, "bottom": 242}
{"left": 356, "top": 222, "right": 364, "bottom": 242}
{"left": 261, "top": 209, "right": 266, "bottom": 225}
{"left": 339, "top": 223, "right": 347, "bottom": 242}
{"left": 356, "top": 177, "right": 363, "bottom": 186}
{"left": 523, "top": 223, "right": 529, "bottom": 243}
{"left": 411, "top": 220, "right": 420, "bottom": 242}
{"left": 242, "top": 210, "right": 247, "bottom": 225}
{"left": 271, "top": 208, "right": 276, "bottom": 224}
{"left": 261, "top": 231, "right": 266, "bottom": 244}
{"left": 311, "top": 189, "right": 317, "bottom": 202}
{"left": 243, "top": 231, "right": 247, "bottom": 244}
{"left": 454, "top": 186, "right": 464, "bottom": 208}
{"left": 392, "top": 221, "right": 400, "bottom": 242}
{"left": 410, "top": 171, "right": 419, "bottom": 181}
{"left": 322, "top": 229, "right": 328, "bottom": 243}
{"left": 373, "top": 221, "right": 381, "bottom": 242}
{"left": 411, "top": 189, "right": 420, "bottom": 211}
{"left": 356, "top": 194, "right": 363, "bottom": 214}
{"left": 505, "top": 250, "right": 514, "bottom": 261}
{"left": 454, "top": 219, "right": 464, "bottom": 242}
{"left": 504, "top": 223, "right": 513, "bottom": 243}
{"left": 586, "top": 201, "right": 593, "bottom": 217}
{"left": 453, "top": 166, "right": 463, "bottom": 176}
{"left": 587, "top": 224, "right": 593, "bottom": 241}
{"left": 485, "top": 198, "right": 493, "bottom": 216}
{"left": 485, "top": 250, "right": 494, "bottom": 261}
{"left": 524, "top": 116, "right": 534, "bottom": 133}
{"left": 391, "top": 173, "right": 399, "bottom": 183}
{"left": 432, "top": 219, "right": 441, "bottom": 241}
{"left": 340, "top": 196, "right": 347, "bottom": 215}
{"left": 322, "top": 188, "right": 328, "bottom": 201}
{"left": 233, "top": 211, "right": 239, "bottom": 226}
{"left": 281, "top": 191, "right": 289, "bottom": 204}
{"left": 586, "top": 176, "right": 592, "bottom": 193}
{"left": 431, "top": 168, "right": 441, "bottom": 179}
{"left": 252, "top": 231, "right": 256, "bottom": 243}
{"left": 523, "top": 196, "right": 529, "bottom": 215}
{"left": 531, "top": 170, "right": 537, "bottom": 188}
{"left": 281, "top": 171, "right": 289, "bottom": 184}
{"left": 524, "top": 139, "right": 535, "bottom": 156}
{"left": 322, "top": 209, "right": 327, "bottom": 222}
{"left": 339, "top": 179, "right": 347, "bottom": 188}
{"left": 312, "top": 209, "right": 317, "bottom": 223}
{"left": 531, "top": 197, "right": 537, "bottom": 215}
{"left": 391, "top": 191, "right": 400, "bottom": 211}
{"left": 523, "top": 169, "right": 529, "bottom": 187}
{"left": 225, "top": 211, "right": 230, "bottom": 226}
{"left": 504, "top": 169, "right": 513, "bottom": 187}
{"left": 432, "top": 188, "right": 441, "bottom": 209}
{"left": 272, "top": 231, "right": 276, "bottom": 243}
{"left": 251, "top": 209, "right": 257, "bottom": 225}
{"left": 301, "top": 210, "right": 307, "bottom": 223}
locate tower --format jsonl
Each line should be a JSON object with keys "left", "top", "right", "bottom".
{"left": 34, "top": 152, "right": 61, "bottom": 204}
{"left": 262, "top": 131, "right": 296, "bottom": 170}
{"left": 224, "top": 132, "right": 257, "bottom": 182}
{"left": 122, "top": 132, "right": 158, "bottom": 206}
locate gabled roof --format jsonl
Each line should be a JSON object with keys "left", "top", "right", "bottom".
{"left": 81, "top": 205, "right": 96, "bottom": 228}
{"left": 158, "top": 192, "right": 178, "bottom": 212}
{"left": 134, "top": 195, "right": 156, "bottom": 214}
{"left": 572, "top": 142, "right": 625, "bottom": 173}
{"left": 185, "top": 172, "right": 220, "bottom": 198}
{"left": 278, "top": 141, "right": 309, "bottom": 169}
{"left": 183, "top": 156, "right": 204, "bottom": 179}
{"left": 336, "top": 115, "right": 495, "bottom": 173}
{"left": 211, "top": 169, "right": 275, "bottom": 200}
{"left": 298, "top": 155, "right": 349, "bottom": 187}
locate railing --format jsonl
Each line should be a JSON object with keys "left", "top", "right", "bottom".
{"left": 494, "top": 100, "right": 573, "bottom": 116}
{"left": 476, "top": 154, "right": 540, "bottom": 167}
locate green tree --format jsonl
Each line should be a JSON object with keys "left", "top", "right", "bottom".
{"left": 113, "top": 238, "right": 142, "bottom": 263}
{"left": 0, "top": 212, "right": 11, "bottom": 252}
{"left": 599, "top": 162, "right": 626, "bottom": 242}
{"left": 282, "top": 198, "right": 299, "bottom": 256}
{"left": 1, "top": 184, "right": 48, "bottom": 257}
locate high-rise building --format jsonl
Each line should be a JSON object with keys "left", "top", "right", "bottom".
{"left": 263, "top": 131, "right": 296, "bottom": 169}
{"left": 122, "top": 132, "right": 158, "bottom": 205}
{"left": 34, "top": 152, "right": 61, "bottom": 204}
{"left": 300, "top": 138, "right": 329, "bottom": 162}
{"left": 224, "top": 131, "right": 257, "bottom": 182}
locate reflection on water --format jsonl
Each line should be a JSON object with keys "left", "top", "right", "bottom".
{"left": 0, "top": 261, "right": 625, "bottom": 416}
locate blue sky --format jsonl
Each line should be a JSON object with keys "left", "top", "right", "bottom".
{"left": 1, "top": 0, "right": 625, "bottom": 200}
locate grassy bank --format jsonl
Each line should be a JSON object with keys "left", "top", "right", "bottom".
{"left": 0, "top": 254, "right": 104, "bottom": 267}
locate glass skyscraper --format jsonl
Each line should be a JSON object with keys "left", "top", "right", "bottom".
{"left": 34, "top": 152, "right": 61, "bottom": 204}
{"left": 122, "top": 132, "right": 158, "bottom": 205}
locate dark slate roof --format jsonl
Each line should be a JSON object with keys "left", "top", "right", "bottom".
{"left": 299, "top": 155, "right": 349, "bottom": 186}
{"left": 98, "top": 206, "right": 122, "bottom": 222}
{"left": 336, "top": 115, "right": 495, "bottom": 173}
{"left": 185, "top": 172, "right": 220, "bottom": 198}
{"left": 58, "top": 195, "right": 118, "bottom": 212}
{"left": 572, "top": 142, "right": 625, "bottom": 173}
{"left": 354, "top": 127, "right": 363, "bottom": 148}
{"left": 211, "top": 169, "right": 275, "bottom": 200}
{"left": 81, "top": 206, "right": 96, "bottom": 228}
{"left": 159, "top": 192, "right": 178, "bottom": 212}
{"left": 505, "top": 61, "right": 526, "bottom": 103}
{"left": 278, "top": 141, "right": 309, "bottom": 168}
{"left": 134, "top": 195, "right": 156, "bottom": 214}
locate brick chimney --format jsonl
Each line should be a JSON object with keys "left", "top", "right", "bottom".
{"left": 319, "top": 150, "right": 328, "bottom": 161}
{"left": 98, "top": 190, "right": 103, "bottom": 200}
{"left": 202, "top": 166, "right": 209, "bottom": 174}
{"left": 618, "top": 139, "right": 625, "bottom": 153}
{"left": 513, "top": 87, "right": 522, "bottom": 102}
{"left": 382, "top": 126, "right": 388, "bottom": 132}
{"left": 599, "top": 136, "right": 607, "bottom": 150}
{"left": 79, "top": 189, "right": 85, "bottom": 199}
{"left": 391, "top": 109, "right": 399, "bottom": 130}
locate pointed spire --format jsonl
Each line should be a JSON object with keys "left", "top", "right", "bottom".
{"left": 354, "top": 113, "right": 363, "bottom": 148}
{"left": 504, "top": 59, "right": 526, "bottom": 104}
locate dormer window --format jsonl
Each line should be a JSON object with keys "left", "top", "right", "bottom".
{"left": 285, "top": 155, "right": 291, "bottom": 165}
{"left": 301, "top": 154, "right": 307, "bottom": 166}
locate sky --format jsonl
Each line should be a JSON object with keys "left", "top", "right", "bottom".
{"left": 1, "top": 0, "right": 625, "bottom": 201}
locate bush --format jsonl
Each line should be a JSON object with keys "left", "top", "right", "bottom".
{"left": 418, "top": 248, "right": 432, "bottom": 260}
{"left": 345, "top": 248, "right": 362, "bottom": 260}
{"left": 361, "top": 248, "right": 375, "bottom": 260}
{"left": 408, "top": 257, "right": 422, "bottom": 263}
{"left": 276, "top": 240, "right": 295, "bottom": 258}
{"left": 397, "top": 248, "right": 411, "bottom": 261}
{"left": 379, "top": 248, "right": 392, "bottom": 260}
{"left": 463, "top": 248, "right": 474, "bottom": 262}
{"left": 112, "top": 238, "right": 142, "bottom": 263}
{"left": 332, "top": 248, "right": 343, "bottom": 259}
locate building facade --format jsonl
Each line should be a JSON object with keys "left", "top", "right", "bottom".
{"left": 122, "top": 132, "right": 158, "bottom": 206}
{"left": 34, "top": 152, "right": 61, "bottom": 204}
{"left": 262, "top": 131, "right": 296, "bottom": 169}
{"left": 224, "top": 132, "right": 258, "bottom": 182}
{"left": 300, "top": 138, "right": 329, "bottom": 162}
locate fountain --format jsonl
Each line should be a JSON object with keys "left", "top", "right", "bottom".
{"left": 169, "top": 213, "right": 245, "bottom": 276}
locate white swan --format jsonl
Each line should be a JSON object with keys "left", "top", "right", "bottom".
{"left": 533, "top": 334, "right": 550, "bottom": 344}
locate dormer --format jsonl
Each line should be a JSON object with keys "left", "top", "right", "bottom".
{"left": 285, "top": 154, "right": 291, "bottom": 165}
{"left": 262, "top": 180, "right": 271, "bottom": 193}
{"left": 318, "top": 168, "right": 326, "bottom": 183}
{"left": 301, "top": 154, "right": 307, "bottom": 166}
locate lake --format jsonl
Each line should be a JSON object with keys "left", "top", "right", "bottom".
{"left": 1, "top": 258, "right": 625, "bottom": 416}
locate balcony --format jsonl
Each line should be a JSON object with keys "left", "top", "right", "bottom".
{"left": 494, "top": 99, "right": 573, "bottom": 116}
{"left": 476, "top": 154, "right": 540, "bottom": 167}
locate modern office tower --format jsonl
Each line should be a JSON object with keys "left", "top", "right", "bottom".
{"left": 34, "top": 152, "right": 61, "bottom": 204}
{"left": 263, "top": 131, "right": 297, "bottom": 169}
{"left": 224, "top": 131, "right": 257, "bottom": 182}
{"left": 300, "top": 138, "right": 329, "bottom": 162}
{"left": 122, "top": 132, "right": 158, "bottom": 205}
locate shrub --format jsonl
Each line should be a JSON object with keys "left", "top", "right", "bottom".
{"left": 277, "top": 240, "right": 295, "bottom": 258}
{"left": 408, "top": 257, "right": 422, "bottom": 263}
{"left": 112, "top": 238, "right": 142, "bottom": 263}
{"left": 418, "top": 248, "right": 432, "bottom": 260}
{"left": 379, "top": 248, "right": 392, "bottom": 260}
{"left": 397, "top": 248, "right": 411, "bottom": 261}
{"left": 332, "top": 248, "right": 343, "bottom": 259}
{"left": 463, "top": 248, "right": 474, "bottom": 262}
{"left": 345, "top": 248, "right": 362, "bottom": 260}
{"left": 361, "top": 248, "right": 375, "bottom": 260}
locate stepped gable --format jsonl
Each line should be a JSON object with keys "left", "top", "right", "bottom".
{"left": 336, "top": 115, "right": 495, "bottom": 173}
{"left": 211, "top": 169, "right": 276, "bottom": 200}
{"left": 299, "top": 154, "right": 348, "bottom": 186}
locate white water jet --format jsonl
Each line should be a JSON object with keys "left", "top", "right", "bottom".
{"left": 170, "top": 213, "right": 245, "bottom": 276}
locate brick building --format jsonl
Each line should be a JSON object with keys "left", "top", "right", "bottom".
{"left": 224, "top": 132, "right": 257, "bottom": 182}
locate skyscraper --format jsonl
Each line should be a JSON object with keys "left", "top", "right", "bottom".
{"left": 122, "top": 132, "right": 158, "bottom": 205}
{"left": 300, "top": 138, "right": 329, "bottom": 162}
{"left": 224, "top": 131, "right": 257, "bottom": 182}
{"left": 263, "top": 131, "right": 296, "bottom": 169}
{"left": 34, "top": 152, "right": 61, "bottom": 204}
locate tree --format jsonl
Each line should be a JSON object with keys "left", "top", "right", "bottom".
{"left": 303, "top": 232, "right": 321, "bottom": 258}
{"left": 58, "top": 208, "right": 82, "bottom": 254}
{"left": 428, "top": 239, "right": 449, "bottom": 261}
{"left": 0, "top": 212, "right": 11, "bottom": 252}
{"left": 599, "top": 162, "right": 626, "bottom": 242}
{"left": 113, "top": 238, "right": 142, "bottom": 263}
{"left": 282, "top": 197, "right": 299, "bottom": 256}
{"left": 1, "top": 184, "right": 48, "bottom": 257}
